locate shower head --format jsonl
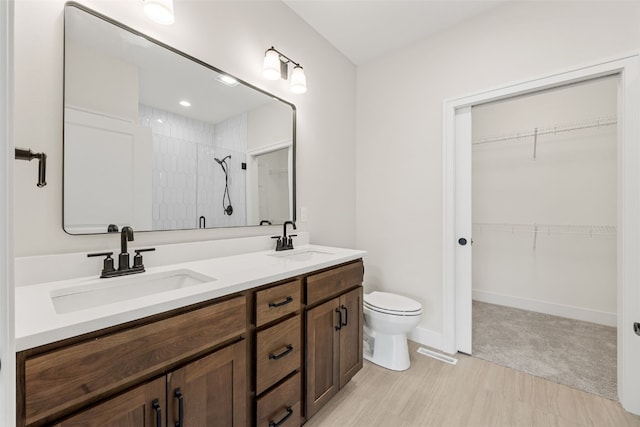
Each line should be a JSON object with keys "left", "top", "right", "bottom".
{"left": 214, "top": 155, "right": 231, "bottom": 165}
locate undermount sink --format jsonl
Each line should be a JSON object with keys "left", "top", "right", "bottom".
{"left": 269, "top": 248, "right": 335, "bottom": 262}
{"left": 51, "top": 269, "right": 215, "bottom": 314}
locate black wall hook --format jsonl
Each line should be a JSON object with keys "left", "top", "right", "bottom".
{"left": 15, "top": 148, "right": 47, "bottom": 187}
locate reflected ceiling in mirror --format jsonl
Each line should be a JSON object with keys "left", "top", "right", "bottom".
{"left": 63, "top": 3, "right": 296, "bottom": 235}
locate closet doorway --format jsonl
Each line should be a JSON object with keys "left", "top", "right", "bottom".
{"left": 442, "top": 54, "right": 640, "bottom": 415}
{"left": 470, "top": 76, "right": 617, "bottom": 399}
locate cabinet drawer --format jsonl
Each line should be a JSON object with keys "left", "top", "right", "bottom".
{"left": 25, "top": 296, "right": 246, "bottom": 426}
{"left": 256, "top": 372, "right": 302, "bottom": 427}
{"left": 306, "top": 260, "right": 363, "bottom": 306}
{"left": 256, "top": 280, "right": 301, "bottom": 327}
{"left": 52, "top": 376, "right": 166, "bottom": 427}
{"left": 256, "top": 315, "right": 301, "bottom": 394}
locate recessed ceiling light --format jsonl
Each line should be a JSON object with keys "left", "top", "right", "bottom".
{"left": 179, "top": 100, "right": 191, "bottom": 107}
{"left": 143, "top": 0, "right": 175, "bottom": 25}
{"left": 216, "top": 74, "right": 239, "bottom": 87}
{"left": 156, "top": 119, "right": 164, "bottom": 123}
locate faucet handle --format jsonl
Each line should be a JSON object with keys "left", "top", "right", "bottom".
{"left": 133, "top": 248, "right": 156, "bottom": 269}
{"left": 287, "top": 235, "right": 297, "bottom": 249}
{"left": 271, "top": 235, "right": 284, "bottom": 251}
{"left": 87, "top": 252, "right": 115, "bottom": 276}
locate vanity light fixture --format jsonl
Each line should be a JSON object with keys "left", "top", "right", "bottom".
{"left": 143, "top": 0, "right": 175, "bottom": 25}
{"left": 216, "top": 74, "right": 239, "bottom": 87}
{"left": 179, "top": 100, "right": 191, "bottom": 107}
{"left": 262, "top": 46, "right": 307, "bottom": 94}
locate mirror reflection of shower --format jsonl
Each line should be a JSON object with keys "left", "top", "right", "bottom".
{"left": 214, "top": 155, "right": 233, "bottom": 215}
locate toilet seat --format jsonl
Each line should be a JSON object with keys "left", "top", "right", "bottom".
{"left": 364, "top": 292, "right": 423, "bottom": 316}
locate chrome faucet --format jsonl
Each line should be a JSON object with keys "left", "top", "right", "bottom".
{"left": 272, "top": 220, "right": 297, "bottom": 251}
{"left": 87, "top": 226, "right": 155, "bottom": 278}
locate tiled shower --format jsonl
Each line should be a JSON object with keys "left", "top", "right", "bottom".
{"left": 138, "top": 105, "right": 247, "bottom": 230}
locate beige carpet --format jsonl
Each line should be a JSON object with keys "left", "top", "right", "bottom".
{"left": 472, "top": 300, "right": 617, "bottom": 401}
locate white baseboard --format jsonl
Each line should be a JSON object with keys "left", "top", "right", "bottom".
{"left": 408, "top": 327, "right": 446, "bottom": 353}
{"left": 473, "top": 289, "right": 617, "bottom": 327}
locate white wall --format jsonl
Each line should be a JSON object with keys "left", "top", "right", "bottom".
{"left": 13, "top": 0, "right": 357, "bottom": 256}
{"left": 248, "top": 101, "right": 292, "bottom": 151}
{"left": 65, "top": 41, "right": 139, "bottom": 120}
{"left": 471, "top": 77, "right": 617, "bottom": 325}
{"left": 356, "top": 1, "right": 640, "bottom": 345}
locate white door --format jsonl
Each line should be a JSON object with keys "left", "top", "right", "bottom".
{"left": 445, "top": 55, "right": 640, "bottom": 415}
{"left": 454, "top": 106, "right": 472, "bottom": 355}
{"left": 0, "top": 1, "right": 15, "bottom": 426}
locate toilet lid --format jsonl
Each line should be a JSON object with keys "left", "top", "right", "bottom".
{"left": 364, "top": 291, "right": 422, "bottom": 314}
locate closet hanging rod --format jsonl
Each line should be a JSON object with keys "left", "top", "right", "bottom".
{"left": 472, "top": 115, "right": 617, "bottom": 145}
{"left": 472, "top": 222, "right": 616, "bottom": 236}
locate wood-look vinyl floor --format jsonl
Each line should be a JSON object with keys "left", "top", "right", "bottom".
{"left": 304, "top": 342, "right": 640, "bottom": 427}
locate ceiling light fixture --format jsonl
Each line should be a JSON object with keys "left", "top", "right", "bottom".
{"left": 143, "top": 0, "right": 175, "bottom": 25}
{"left": 216, "top": 74, "right": 239, "bottom": 87}
{"left": 179, "top": 100, "right": 191, "bottom": 107}
{"left": 262, "top": 46, "right": 307, "bottom": 94}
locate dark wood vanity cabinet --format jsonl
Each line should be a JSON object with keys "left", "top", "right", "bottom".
{"left": 18, "top": 296, "right": 247, "bottom": 427}
{"left": 254, "top": 279, "right": 303, "bottom": 427}
{"left": 16, "top": 260, "right": 364, "bottom": 427}
{"left": 166, "top": 340, "right": 247, "bottom": 427}
{"left": 305, "top": 262, "right": 364, "bottom": 419}
{"left": 51, "top": 341, "right": 246, "bottom": 427}
{"left": 52, "top": 377, "right": 166, "bottom": 427}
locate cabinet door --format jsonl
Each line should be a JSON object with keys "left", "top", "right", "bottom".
{"left": 167, "top": 340, "right": 246, "bottom": 427}
{"left": 339, "top": 287, "right": 363, "bottom": 388}
{"left": 52, "top": 377, "right": 165, "bottom": 427}
{"left": 305, "top": 298, "right": 340, "bottom": 418}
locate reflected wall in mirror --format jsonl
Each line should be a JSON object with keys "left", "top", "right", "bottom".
{"left": 63, "top": 3, "right": 295, "bottom": 234}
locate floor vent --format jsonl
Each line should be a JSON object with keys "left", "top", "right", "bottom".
{"left": 417, "top": 347, "right": 458, "bottom": 365}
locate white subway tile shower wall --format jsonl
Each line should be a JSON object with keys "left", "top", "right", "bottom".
{"left": 138, "top": 105, "right": 247, "bottom": 230}
{"left": 212, "top": 113, "right": 247, "bottom": 228}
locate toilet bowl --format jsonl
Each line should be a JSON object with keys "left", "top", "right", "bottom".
{"left": 363, "top": 291, "right": 423, "bottom": 371}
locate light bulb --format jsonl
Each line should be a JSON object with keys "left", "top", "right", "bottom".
{"left": 143, "top": 0, "right": 175, "bottom": 25}
{"left": 290, "top": 65, "right": 307, "bottom": 94}
{"left": 263, "top": 49, "right": 282, "bottom": 80}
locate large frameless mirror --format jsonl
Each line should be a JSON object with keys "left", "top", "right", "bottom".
{"left": 63, "top": 3, "right": 295, "bottom": 234}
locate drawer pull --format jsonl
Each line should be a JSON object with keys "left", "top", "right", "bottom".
{"left": 152, "top": 399, "right": 162, "bottom": 427}
{"left": 269, "top": 344, "right": 294, "bottom": 360}
{"left": 174, "top": 388, "right": 184, "bottom": 427}
{"left": 335, "top": 308, "right": 343, "bottom": 331}
{"left": 341, "top": 304, "right": 348, "bottom": 327}
{"left": 269, "top": 406, "right": 294, "bottom": 427}
{"left": 269, "top": 296, "right": 294, "bottom": 308}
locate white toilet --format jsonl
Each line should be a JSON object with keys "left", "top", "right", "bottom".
{"left": 363, "top": 291, "right": 423, "bottom": 371}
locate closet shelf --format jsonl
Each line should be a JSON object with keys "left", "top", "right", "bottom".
{"left": 472, "top": 222, "right": 616, "bottom": 236}
{"left": 472, "top": 115, "right": 617, "bottom": 146}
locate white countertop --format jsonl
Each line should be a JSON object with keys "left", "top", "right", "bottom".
{"left": 15, "top": 244, "right": 366, "bottom": 351}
